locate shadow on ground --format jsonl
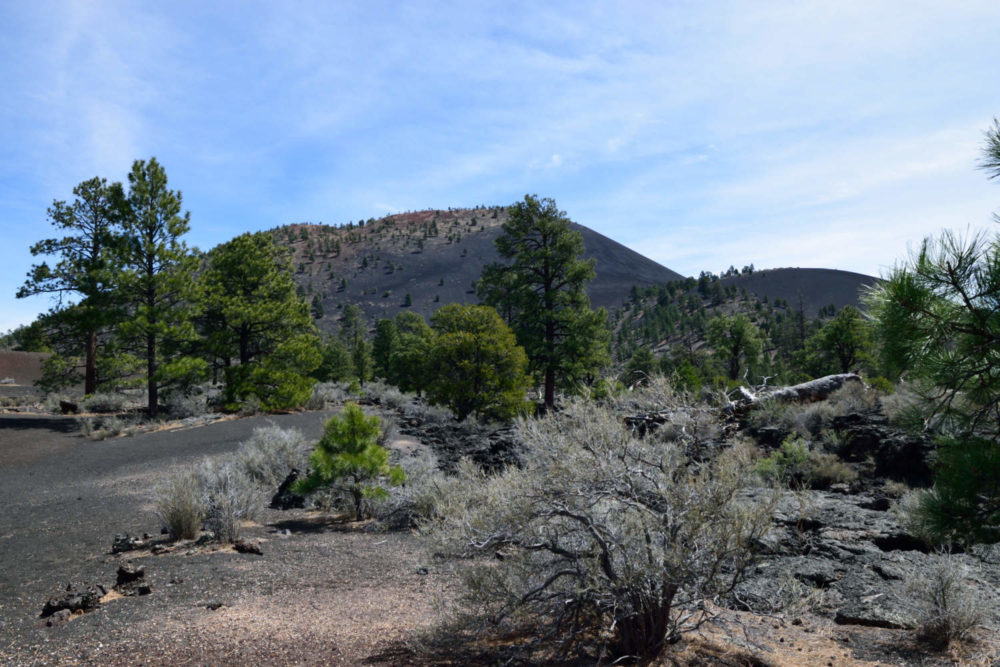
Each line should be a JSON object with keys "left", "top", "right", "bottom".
{"left": 0, "top": 415, "right": 79, "bottom": 434}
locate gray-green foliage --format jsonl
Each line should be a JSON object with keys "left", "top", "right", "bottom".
{"left": 196, "top": 458, "right": 261, "bottom": 543}
{"left": 81, "top": 392, "right": 131, "bottom": 413}
{"left": 374, "top": 446, "right": 447, "bottom": 530}
{"left": 423, "top": 396, "right": 773, "bottom": 662}
{"left": 909, "top": 557, "right": 984, "bottom": 649}
{"left": 153, "top": 469, "right": 205, "bottom": 540}
{"left": 152, "top": 425, "right": 307, "bottom": 542}
{"left": 232, "top": 424, "right": 312, "bottom": 489}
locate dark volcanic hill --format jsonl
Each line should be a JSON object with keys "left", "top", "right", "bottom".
{"left": 719, "top": 268, "right": 879, "bottom": 318}
{"left": 271, "top": 206, "right": 684, "bottom": 332}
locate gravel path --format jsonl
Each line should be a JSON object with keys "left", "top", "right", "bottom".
{"left": 0, "top": 412, "right": 445, "bottom": 665}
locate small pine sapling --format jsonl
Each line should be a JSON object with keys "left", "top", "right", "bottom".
{"left": 293, "top": 403, "right": 404, "bottom": 520}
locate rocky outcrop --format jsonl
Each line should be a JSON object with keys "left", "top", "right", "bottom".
{"left": 828, "top": 412, "right": 933, "bottom": 486}
{"left": 115, "top": 563, "right": 151, "bottom": 596}
{"left": 732, "top": 490, "right": 1000, "bottom": 631}
{"left": 397, "top": 418, "right": 520, "bottom": 472}
{"left": 40, "top": 584, "right": 104, "bottom": 619}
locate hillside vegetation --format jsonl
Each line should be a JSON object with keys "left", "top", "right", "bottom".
{"left": 267, "top": 205, "right": 683, "bottom": 329}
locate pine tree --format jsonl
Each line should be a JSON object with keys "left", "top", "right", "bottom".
{"left": 478, "top": 195, "right": 610, "bottom": 408}
{"left": 117, "top": 158, "right": 199, "bottom": 416}
{"left": 426, "top": 304, "right": 531, "bottom": 421}
{"left": 706, "top": 313, "right": 763, "bottom": 381}
{"left": 17, "top": 177, "right": 125, "bottom": 394}
{"left": 293, "top": 403, "right": 404, "bottom": 520}
{"left": 371, "top": 319, "right": 398, "bottom": 379}
{"left": 388, "top": 311, "right": 433, "bottom": 394}
{"left": 199, "top": 231, "right": 320, "bottom": 410}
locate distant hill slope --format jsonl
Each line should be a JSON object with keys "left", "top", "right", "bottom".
{"left": 719, "top": 268, "right": 879, "bottom": 317}
{"left": 270, "top": 206, "right": 684, "bottom": 332}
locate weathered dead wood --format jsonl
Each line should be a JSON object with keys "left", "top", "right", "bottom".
{"left": 765, "top": 373, "right": 863, "bottom": 403}
{"left": 625, "top": 374, "right": 865, "bottom": 428}
{"left": 723, "top": 373, "right": 863, "bottom": 415}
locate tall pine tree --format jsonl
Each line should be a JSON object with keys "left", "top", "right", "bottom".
{"left": 17, "top": 177, "right": 125, "bottom": 394}
{"left": 117, "top": 158, "right": 199, "bottom": 416}
{"left": 199, "top": 231, "right": 319, "bottom": 410}
{"left": 479, "top": 195, "right": 610, "bottom": 408}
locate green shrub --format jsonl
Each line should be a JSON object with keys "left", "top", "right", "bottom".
{"left": 901, "top": 437, "right": 1000, "bottom": 545}
{"left": 756, "top": 437, "right": 811, "bottom": 483}
{"left": 293, "top": 403, "right": 405, "bottom": 520}
{"left": 756, "top": 436, "right": 856, "bottom": 488}
{"left": 867, "top": 376, "right": 895, "bottom": 394}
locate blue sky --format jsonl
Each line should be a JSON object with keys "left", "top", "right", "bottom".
{"left": 2, "top": 1, "right": 999, "bottom": 332}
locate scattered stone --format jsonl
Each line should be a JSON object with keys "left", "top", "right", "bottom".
{"left": 116, "top": 563, "right": 145, "bottom": 587}
{"left": 416, "top": 567, "right": 428, "bottom": 575}
{"left": 151, "top": 544, "right": 168, "bottom": 555}
{"left": 397, "top": 420, "right": 519, "bottom": 472}
{"left": 834, "top": 599, "right": 914, "bottom": 630}
{"left": 114, "top": 563, "right": 150, "bottom": 597}
{"left": 233, "top": 539, "right": 263, "bottom": 555}
{"left": 111, "top": 533, "right": 144, "bottom": 554}
{"left": 40, "top": 585, "right": 102, "bottom": 618}
{"left": 270, "top": 469, "right": 306, "bottom": 510}
{"left": 205, "top": 600, "right": 224, "bottom": 610}
{"left": 45, "top": 609, "right": 72, "bottom": 626}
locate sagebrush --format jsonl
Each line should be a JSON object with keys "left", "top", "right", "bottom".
{"left": 422, "top": 397, "right": 774, "bottom": 663}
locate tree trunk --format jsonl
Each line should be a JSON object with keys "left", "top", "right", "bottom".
{"left": 544, "top": 309, "right": 556, "bottom": 409}
{"left": 84, "top": 330, "right": 97, "bottom": 395}
{"left": 147, "top": 331, "right": 157, "bottom": 416}
{"left": 352, "top": 485, "right": 364, "bottom": 522}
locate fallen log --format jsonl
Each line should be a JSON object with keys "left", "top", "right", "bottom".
{"left": 765, "top": 373, "right": 863, "bottom": 403}
{"left": 724, "top": 373, "right": 864, "bottom": 415}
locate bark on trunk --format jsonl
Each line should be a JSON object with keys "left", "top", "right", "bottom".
{"left": 84, "top": 330, "right": 97, "bottom": 395}
{"left": 147, "top": 332, "right": 157, "bottom": 416}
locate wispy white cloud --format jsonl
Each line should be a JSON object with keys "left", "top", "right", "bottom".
{"left": 1, "top": 1, "right": 999, "bottom": 328}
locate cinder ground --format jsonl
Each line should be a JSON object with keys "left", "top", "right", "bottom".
{"left": 1, "top": 410, "right": 996, "bottom": 666}
{"left": 0, "top": 411, "right": 451, "bottom": 665}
